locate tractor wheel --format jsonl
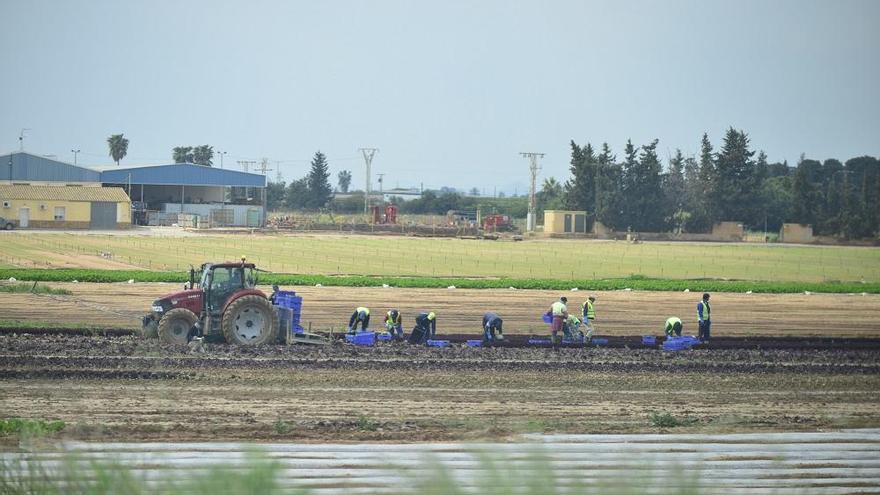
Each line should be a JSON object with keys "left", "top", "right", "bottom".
{"left": 221, "top": 295, "right": 278, "bottom": 346}
{"left": 157, "top": 308, "right": 198, "bottom": 345}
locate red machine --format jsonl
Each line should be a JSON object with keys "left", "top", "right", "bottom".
{"left": 371, "top": 204, "right": 398, "bottom": 224}
{"left": 482, "top": 214, "right": 513, "bottom": 232}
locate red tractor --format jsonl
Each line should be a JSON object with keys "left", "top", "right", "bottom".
{"left": 142, "top": 259, "right": 280, "bottom": 345}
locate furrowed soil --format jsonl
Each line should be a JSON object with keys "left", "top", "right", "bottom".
{"left": 1, "top": 333, "right": 879, "bottom": 444}
{"left": 1, "top": 282, "right": 880, "bottom": 337}
{"left": 2, "top": 283, "right": 878, "bottom": 444}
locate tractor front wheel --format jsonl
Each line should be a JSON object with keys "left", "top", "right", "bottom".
{"left": 157, "top": 308, "right": 198, "bottom": 345}
{"left": 222, "top": 295, "right": 278, "bottom": 346}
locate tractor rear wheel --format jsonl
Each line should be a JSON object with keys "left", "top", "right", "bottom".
{"left": 157, "top": 308, "right": 198, "bottom": 345}
{"left": 222, "top": 295, "right": 278, "bottom": 346}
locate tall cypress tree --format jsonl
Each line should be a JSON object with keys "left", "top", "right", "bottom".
{"left": 306, "top": 151, "right": 333, "bottom": 209}
{"left": 712, "top": 128, "right": 757, "bottom": 225}
{"left": 564, "top": 141, "right": 595, "bottom": 212}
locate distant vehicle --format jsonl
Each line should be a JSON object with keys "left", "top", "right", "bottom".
{"left": 0, "top": 217, "right": 14, "bottom": 230}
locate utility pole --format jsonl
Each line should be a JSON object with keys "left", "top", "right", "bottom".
{"left": 71, "top": 149, "right": 80, "bottom": 165}
{"left": 520, "top": 152, "right": 545, "bottom": 232}
{"left": 256, "top": 158, "right": 274, "bottom": 228}
{"left": 237, "top": 160, "right": 256, "bottom": 172}
{"left": 359, "top": 148, "right": 378, "bottom": 214}
{"left": 19, "top": 129, "right": 30, "bottom": 152}
{"left": 217, "top": 150, "right": 227, "bottom": 169}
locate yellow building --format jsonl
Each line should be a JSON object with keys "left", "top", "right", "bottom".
{"left": 0, "top": 185, "right": 131, "bottom": 229}
{"left": 543, "top": 210, "right": 590, "bottom": 234}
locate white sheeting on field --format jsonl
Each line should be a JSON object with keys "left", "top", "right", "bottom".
{"left": 3, "top": 430, "right": 880, "bottom": 494}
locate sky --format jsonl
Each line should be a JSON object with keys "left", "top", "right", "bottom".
{"left": 1, "top": 0, "right": 878, "bottom": 194}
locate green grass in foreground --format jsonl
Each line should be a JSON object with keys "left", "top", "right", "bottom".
{"left": 1, "top": 232, "right": 877, "bottom": 283}
{"left": 0, "top": 452, "right": 702, "bottom": 495}
{"left": 0, "top": 268, "right": 877, "bottom": 294}
{"left": 0, "top": 419, "right": 65, "bottom": 439}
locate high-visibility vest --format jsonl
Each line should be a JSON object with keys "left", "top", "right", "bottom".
{"left": 356, "top": 307, "right": 370, "bottom": 316}
{"left": 665, "top": 317, "right": 682, "bottom": 331}
{"left": 551, "top": 301, "right": 567, "bottom": 316}
{"left": 698, "top": 300, "right": 710, "bottom": 322}
{"left": 386, "top": 310, "right": 400, "bottom": 324}
{"left": 583, "top": 300, "right": 595, "bottom": 320}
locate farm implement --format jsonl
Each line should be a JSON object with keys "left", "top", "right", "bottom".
{"left": 142, "top": 258, "right": 326, "bottom": 346}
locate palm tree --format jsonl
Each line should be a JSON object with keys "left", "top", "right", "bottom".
{"left": 337, "top": 170, "right": 352, "bottom": 193}
{"left": 107, "top": 134, "right": 129, "bottom": 166}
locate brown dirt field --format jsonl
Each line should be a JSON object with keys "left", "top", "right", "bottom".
{"left": 0, "top": 333, "right": 878, "bottom": 443}
{"left": 1, "top": 283, "right": 878, "bottom": 337}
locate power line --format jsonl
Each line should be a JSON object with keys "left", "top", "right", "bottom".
{"left": 520, "top": 152, "right": 544, "bottom": 232}
{"left": 359, "top": 148, "right": 378, "bottom": 214}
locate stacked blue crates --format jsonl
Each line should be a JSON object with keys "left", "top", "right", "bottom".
{"left": 274, "top": 290, "right": 304, "bottom": 334}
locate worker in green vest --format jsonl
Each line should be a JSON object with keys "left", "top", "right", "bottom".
{"left": 563, "top": 314, "right": 583, "bottom": 341}
{"left": 697, "top": 293, "right": 711, "bottom": 342}
{"left": 582, "top": 296, "right": 596, "bottom": 341}
{"left": 348, "top": 306, "right": 370, "bottom": 333}
{"left": 664, "top": 316, "right": 683, "bottom": 337}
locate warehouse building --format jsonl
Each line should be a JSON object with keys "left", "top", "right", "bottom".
{"left": 2, "top": 152, "right": 267, "bottom": 228}
{"left": 100, "top": 164, "right": 266, "bottom": 227}
{"left": 2, "top": 151, "right": 101, "bottom": 185}
{"left": 0, "top": 184, "right": 131, "bottom": 229}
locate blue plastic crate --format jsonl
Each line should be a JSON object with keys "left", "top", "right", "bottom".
{"left": 528, "top": 338, "right": 552, "bottom": 345}
{"left": 426, "top": 339, "right": 450, "bottom": 347}
{"left": 592, "top": 338, "right": 609, "bottom": 345}
{"left": 292, "top": 325, "right": 304, "bottom": 334}
{"left": 642, "top": 335, "right": 657, "bottom": 345}
{"left": 345, "top": 331, "right": 376, "bottom": 346}
{"left": 542, "top": 313, "right": 553, "bottom": 324}
{"left": 466, "top": 339, "right": 483, "bottom": 347}
{"left": 377, "top": 333, "right": 393, "bottom": 342}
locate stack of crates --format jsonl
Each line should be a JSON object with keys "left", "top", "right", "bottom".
{"left": 274, "top": 290, "right": 304, "bottom": 334}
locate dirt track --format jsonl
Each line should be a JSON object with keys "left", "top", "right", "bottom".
{"left": 2, "top": 282, "right": 880, "bottom": 337}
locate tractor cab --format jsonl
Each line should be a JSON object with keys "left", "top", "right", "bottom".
{"left": 198, "top": 262, "right": 258, "bottom": 314}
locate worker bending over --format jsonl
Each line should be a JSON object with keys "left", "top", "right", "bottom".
{"left": 563, "top": 314, "right": 583, "bottom": 340}
{"left": 348, "top": 307, "right": 370, "bottom": 333}
{"left": 549, "top": 297, "right": 568, "bottom": 344}
{"left": 582, "top": 296, "right": 596, "bottom": 341}
{"left": 697, "top": 293, "right": 711, "bottom": 343}
{"left": 664, "top": 316, "right": 683, "bottom": 337}
{"left": 408, "top": 311, "right": 437, "bottom": 344}
{"left": 482, "top": 312, "right": 504, "bottom": 343}
{"left": 384, "top": 309, "right": 403, "bottom": 340}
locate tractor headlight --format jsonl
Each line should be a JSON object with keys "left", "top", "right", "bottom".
{"left": 151, "top": 304, "right": 164, "bottom": 313}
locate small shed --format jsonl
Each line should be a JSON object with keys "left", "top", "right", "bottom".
{"left": 543, "top": 210, "right": 589, "bottom": 234}
{"left": 780, "top": 223, "right": 814, "bottom": 244}
{"left": 0, "top": 184, "right": 131, "bottom": 229}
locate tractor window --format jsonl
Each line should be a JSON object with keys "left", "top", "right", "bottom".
{"left": 244, "top": 267, "right": 256, "bottom": 288}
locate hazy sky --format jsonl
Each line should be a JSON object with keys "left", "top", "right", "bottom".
{"left": 1, "top": 0, "right": 878, "bottom": 193}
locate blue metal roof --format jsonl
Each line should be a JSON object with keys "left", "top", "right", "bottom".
{"left": 0, "top": 152, "right": 101, "bottom": 182}
{"left": 100, "top": 164, "right": 265, "bottom": 187}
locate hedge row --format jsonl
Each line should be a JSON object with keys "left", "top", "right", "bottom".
{"left": 0, "top": 268, "right": 877, "bottom": 294}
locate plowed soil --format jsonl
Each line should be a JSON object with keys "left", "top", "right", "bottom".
{"left": 1, "top": 332, "right": 878, "bottom": 444}
{"left": 2, "top": 282, "right": 879, "bottom": 337}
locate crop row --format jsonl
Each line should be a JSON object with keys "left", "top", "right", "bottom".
{"left": 0, "top": 268, "right": 877, "bottom": 294}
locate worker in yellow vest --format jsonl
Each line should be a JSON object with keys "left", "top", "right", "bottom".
{"left": 582, "top": 296, "right": 596, "bottom": 341}
{"left": 664, "top": 316, "right": 683, "bottom": 337}
{"left": 348, "top": 307, "right": 370, "bottom": 333}
{"left": 697, "top": 293, "right": 711, "bottom": 342}
{"left": 384, "top": 309, "right": 403, "bottom": 340}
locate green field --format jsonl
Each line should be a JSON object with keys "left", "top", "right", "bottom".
{"left": 0, "top": 233, "right": 878, "bottom": 283}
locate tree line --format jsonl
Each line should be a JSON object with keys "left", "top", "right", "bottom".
{"left": 542, "top": 128, "right": 879, "bottom": 238}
